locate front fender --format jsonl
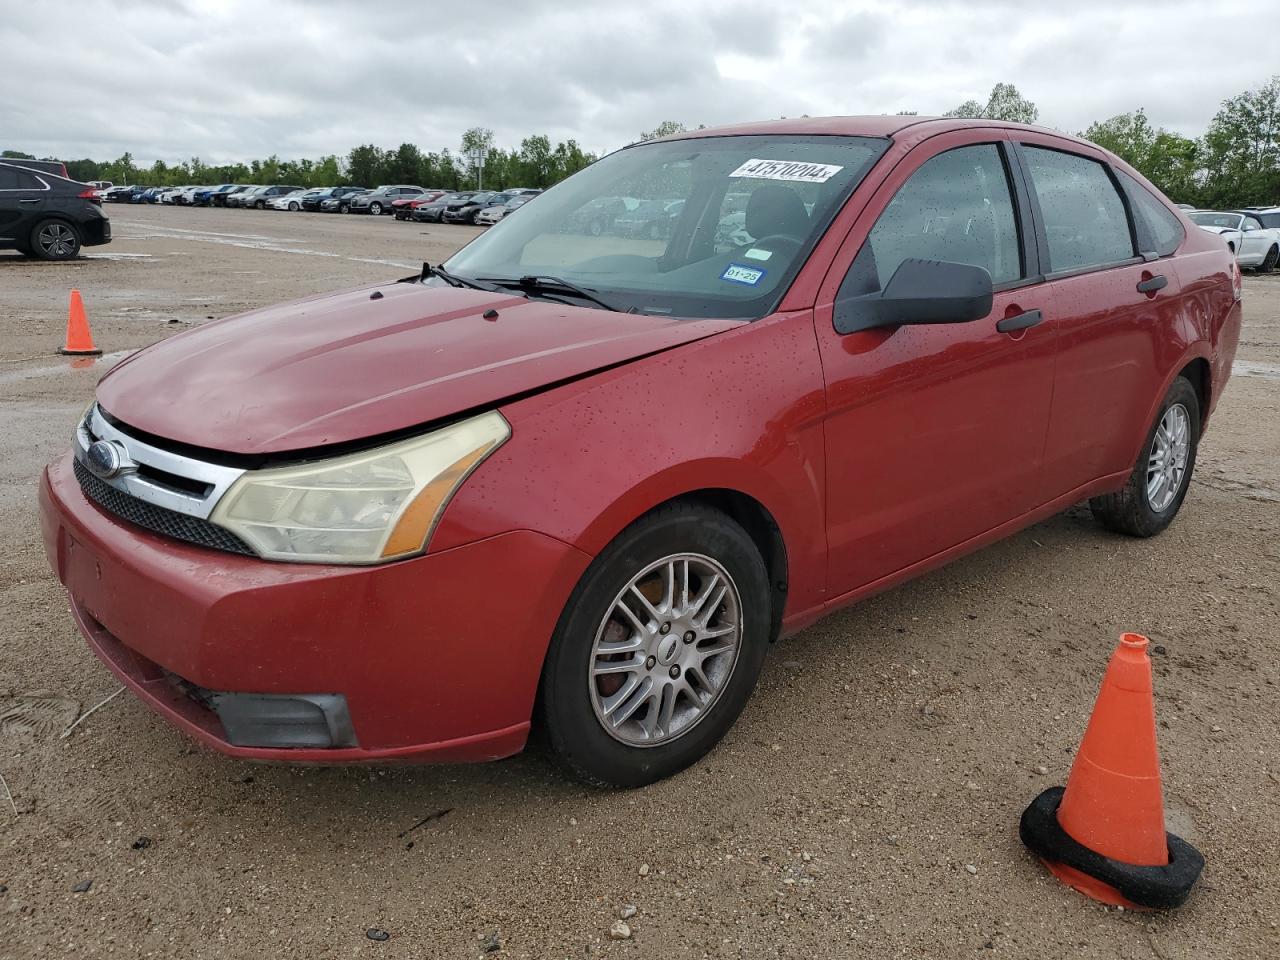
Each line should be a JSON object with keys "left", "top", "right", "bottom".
{"left": 433, "top": 311, "right": 830, "bottom": 621}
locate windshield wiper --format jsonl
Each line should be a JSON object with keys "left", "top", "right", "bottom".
{"left": 478, "top": 275, "right": 631, "bottom": 313}
{"left": 410, "top": 261, "right": 504, "bottom": 292}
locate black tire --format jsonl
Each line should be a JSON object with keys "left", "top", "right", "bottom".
{"left": 339, "top": 202, "right": 350, "bottom": 214}
{"left": 1260, "top": 245, "right": 1279, "bottom": 274}
{"left": 539, "top": 502, "right": 771, "bottom": 788}
{"left": 30, "top": 219, "right": 81, "bottom": 260}
{"left": 1090, "top": 376, "right": 1200, "bottom": 537}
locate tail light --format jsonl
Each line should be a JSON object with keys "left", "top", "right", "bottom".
{"left": 78, "top": 188, "right": 102, "bottom": 205}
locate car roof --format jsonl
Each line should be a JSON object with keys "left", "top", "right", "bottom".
{"left": 650, "top": 115, "right": 1096, "bottom": 151}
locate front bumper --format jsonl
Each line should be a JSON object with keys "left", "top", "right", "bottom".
{"left": 41, "top": 453, "right": 592, "bottom": 763}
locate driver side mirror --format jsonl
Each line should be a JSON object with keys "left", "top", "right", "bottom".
{"left": 834, "top": 258, "right": 994, "bottom": 335}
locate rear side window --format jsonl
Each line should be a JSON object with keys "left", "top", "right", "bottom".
{"left": 844, "top": 143, "right": 1023, "bottom": 294}
{"left": 1116, "top": 171, "right": 1184, "bottom": 257}
{"left": 1022, "top": 146, "right": 1134, "bottom": 272}
{"left": 0, "top": 168, "right": 17, "bottom": 189}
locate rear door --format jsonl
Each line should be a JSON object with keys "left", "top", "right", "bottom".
{"left": 815, "top": 131, "right": 1057, "bottom": 595}
{"left": 1238, "top": 214, "right": 1270, "bottom": 264}
{"left": 1012, "top": 135, "right": 1184, "bottom": 491}
{"left": 0, "top": 167, "right": 47, "bottom": 242}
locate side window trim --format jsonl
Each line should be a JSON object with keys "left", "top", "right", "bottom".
{"left": 998, "top": 139, "right": 1043, "bottom": 290}
{"left": 1010, "top": 141, "right": 1144, "bottom": 281}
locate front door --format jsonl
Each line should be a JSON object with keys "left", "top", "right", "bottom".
{"left": 0, "top": 167, "right": 46, "bottom": 242}
{"left": 814, "top": 134, "right": 1056, "bottom": 596}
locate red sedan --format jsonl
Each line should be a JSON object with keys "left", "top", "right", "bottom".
{"left": 393, "top": 190, "right": 448, "bottom": 220}
{"left": 41, "top": 116, "right": 1241, "bottom": 786}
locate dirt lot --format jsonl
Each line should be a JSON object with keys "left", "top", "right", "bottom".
{"left": 1, "top": 205, "right": 1278, "bottom": 959}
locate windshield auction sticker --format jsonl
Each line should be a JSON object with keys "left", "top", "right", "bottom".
{"left": 722, "top": 263, "right": 767, "bottom": 286}
{"left": 729, "top": 159, "right": 844, "bottom": 183}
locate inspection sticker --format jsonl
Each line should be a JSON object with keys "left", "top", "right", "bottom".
{"left": 729, "top": 158, "right": 844, "bottom": 183}
{"left": 721, "top": 262, "right": 767, "bottom": 286}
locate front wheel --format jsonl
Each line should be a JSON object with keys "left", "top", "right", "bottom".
{"left": 288, "top": 201, "right": 300, "bottom": 211}
{"left": 30, "top": 219, "right": 82, "bottom": 260}
{"left": 1260, "top": 245, "right": 1279, "bottom": 274}
{"left": 540, "top": 502, "right": 771, "bottom": 787}
{"left": 368, "top": 202, "right": 383, "bottom": 215}
{"left": 1090, "top": 376, "right": 1199, "bottom": 537}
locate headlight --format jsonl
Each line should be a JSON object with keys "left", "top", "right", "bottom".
{"left": 209, "top": 411, "right": 509, "bottom": 564}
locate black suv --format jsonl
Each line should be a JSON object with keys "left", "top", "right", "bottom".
{"left": 0, "top": 162, "right": 111, "bottom": 260}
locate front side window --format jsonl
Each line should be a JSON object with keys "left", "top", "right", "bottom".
{"left": 1022, "top": 146, "right": 1134, "bottom": 272}
{"left": 1116, "top": 170, "right": 1184, "bottom": 257}
{"left": 839, "top": 143, "right": 1022, "bottom": 303}
{"left": 444, "top": 134, "right": 889, "bottom": 319}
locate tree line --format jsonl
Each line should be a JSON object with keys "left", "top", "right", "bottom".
{"left": 1, "top": 128, "right": 596, "bottom": 194}
{"left": 3, "top": 76, "right": 1277, "bottom": 208}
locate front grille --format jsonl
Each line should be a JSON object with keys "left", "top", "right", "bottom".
{"left": 73, "top": 458, "right": 255, "bottom": 556}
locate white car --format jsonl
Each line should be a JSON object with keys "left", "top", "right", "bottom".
{"left": 267, "top": 189, "right": 310, "bottom": 211}
{"left": 1188, "top": 210, "right": 1280, "bottom": 272}
{"left": 158, "top": 187, "right": 191, "bottom": 204}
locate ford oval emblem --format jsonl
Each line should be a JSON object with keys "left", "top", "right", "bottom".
{"left": 85, "top": 440, "right": 126, "bottom": 479}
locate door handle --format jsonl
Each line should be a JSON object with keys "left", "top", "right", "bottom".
{"left": 996, "top": 309, "right": 1043, "bottom": 334}
{"left": 18, "top": 198, "right": 41, "bottom": 204}
{"left": 1136, "top": 275, "right": 1167, "bottom": 294}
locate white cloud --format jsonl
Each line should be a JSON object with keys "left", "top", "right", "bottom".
{"left": 0, "top": 0, "right": 1266, "bottom": 165}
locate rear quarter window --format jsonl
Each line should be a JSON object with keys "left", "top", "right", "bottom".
{"left": 1022, "top": 146, "right": 1134, "bottom": 273}
{"left": 1115, "top": 170, "right": 1185, "bottom": 257}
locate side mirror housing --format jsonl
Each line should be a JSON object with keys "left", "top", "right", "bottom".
{"left": 834, "top": 258, "right": 994, "bottom": 335}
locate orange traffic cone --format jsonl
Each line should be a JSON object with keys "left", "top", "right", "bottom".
{"left": 1020, "top": 633, "right": 1204, "bottom": 910}
{"left": 59, "top": 289, "right": 102, "bottom": 356}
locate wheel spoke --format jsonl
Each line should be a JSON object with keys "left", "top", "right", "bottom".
{"left": 613, "top": 599, "right": 648, "bottom": 636}
{"left": 592, "top": 655, "right": 643, "bottom": 676}
{"left": 694, "top": 582, "right": 728, "bottom": 627}
{"left": 610, "top": 678, "right": 654, "bottom": 727}
{"left": 628, "top": 584, "right": 662, "bottom": 624}
{"left": 687, "top": 573, "right": 721, "bottom": 619}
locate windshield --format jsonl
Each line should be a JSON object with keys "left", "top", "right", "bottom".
{"left": 444, "top": 134, "right": 888, "bottom": 319}
{"left": 1189, "top": 212, "right": 1242, "bottom": 228}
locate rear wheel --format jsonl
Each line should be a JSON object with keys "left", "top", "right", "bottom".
{"left": 369, "top": 201, "right": 383, "bottom": 215}
{"left": 1260, "top": 245, "right": 1279, "bottom": 274}
{"left": 288, "top": 201, "right": 300, "bottom": 211}
{"left": 30, "top": 219, "right": 81, "bottom": 260}
{"left": 1090, "top": 376, "right": 1199, "bottom": 537}
{"left": 540, "top": 502, "right": 771, "bottom": 787}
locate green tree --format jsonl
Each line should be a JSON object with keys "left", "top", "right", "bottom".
{"left": 637, "top": 120, "right": 687, "bottom": 142}
{"left": 346, "top": 144, "right": 384, "bottom": 187}
{"left": 518, "top": 134, "right": 554, "bottom": 187}
{"left": 460, "top": 127, "right": 495, "bottom": 188}
{"left": 945, "top": 83, "right": 1038, "bottom": 124}
{"left": 1200, "top": 76, "right": 1280, "bottom": 207}
{"left": 1083, "top": 109, "right": 1201, "bottom": 203}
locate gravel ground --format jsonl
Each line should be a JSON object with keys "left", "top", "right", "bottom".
{"left": 1, "top": 205, "right": 1278, "bottom": 959}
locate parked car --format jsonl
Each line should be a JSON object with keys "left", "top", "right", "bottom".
{"left": 216, "top": 185, "right": 257, "bottom": 207}
{"left": 137, "top": 187, "right": 166, "bottom": 203}
{"left": 1243, "top": 206, "right": 1280, "bottom": 229}
{"left": 225, "top": 186, "right": 263, "bottom": 209}
{"left": 319, "top": 187, "right": 370, "bottom": 213}
{"left": 393, "top": 190, "right": 448, "bottom": 220}
{"left": 0, "top": 161, "right": 110, "bottom": 259}
{"left": 39, "top": 116, "right": 1241, "bottom": 787}
{"left": 192, "top": 184, "right": 242, "bottom": 206}
{"left": 172, "top": 185, "right": 208, "bottom": 205}
{"left": 1188, "top": 210, "right": 1280, "bottom": 271}
{"left": 104, "top": 185, "right": 144, "bottom": 202}
{"left": 157, "top": 187, "right": 188, "bottom": 204}
{"left": 613, "top": 198, "right": 686, "bottom": 239}
{"left": 6, "top": 158, "right": 70, "bottom": 178}
{"left": 410, "top": 191, "right": 475, "bottom": 223}
{"left": 565, "top": 195, "right": 639, "bottom": 235}
{"left": 269, "top": 189, "right": 318, "bottom": 211}
{"left": 348, "top": 186, "right": 426, "bottom": 215}
{"left": 443, "top": 192, "right": 510, "bottom": 224}
{"left": 475, "top": 192, "right": 538, "bottom": 226}
{"left": 239, "top": 185, "right": 305, "bottom": 210}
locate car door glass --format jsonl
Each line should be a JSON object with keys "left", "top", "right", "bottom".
{"left": 1244, "top": 217, "right": 1262, "bottom": 232}
{"left": 840, "top": 143, "right": 1022, "bottom": 301}
{"left": 1115, "top": 171, "right": 1184, "bottom": 257}
{"left": 1022, "top": 146, "right": 1134, "bottom": 272}
{"left": 0, "top": 168, "right": 19, "bottom": 189}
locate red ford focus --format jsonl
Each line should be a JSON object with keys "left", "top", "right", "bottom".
{"left": 41, "top": 116, "right": 1241, "bottom": 786}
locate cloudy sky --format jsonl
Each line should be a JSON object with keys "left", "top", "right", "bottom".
{"left": 2, "top": 0, "right": 1271, "bottom": 165}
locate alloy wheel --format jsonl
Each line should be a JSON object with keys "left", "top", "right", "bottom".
{"left": 1146, "top": 403, "right": 1190, "bottom": 512}
{"left": 36, "top": 223, "right": 76, "bottom": 258}
{"left": 588, "top": 553, "right": 742, "bottom": 747}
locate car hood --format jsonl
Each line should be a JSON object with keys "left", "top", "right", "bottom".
{"left": 96, "top": 283, "right": 738, "bottom": 456}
